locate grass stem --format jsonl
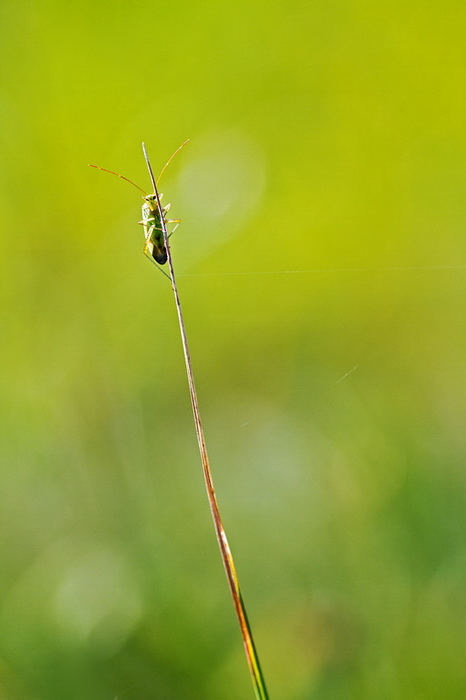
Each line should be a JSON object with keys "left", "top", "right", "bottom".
{"left": 142, "top": 143, "right": 269, "bottom": 700}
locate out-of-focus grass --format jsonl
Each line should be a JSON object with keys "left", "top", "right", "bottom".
{"left": 0, "top": 1, "right": 465, "bottom": 698}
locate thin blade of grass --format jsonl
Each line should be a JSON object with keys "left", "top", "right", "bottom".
{"left": 142, "top": 143, "right": 269, "bottom": 700}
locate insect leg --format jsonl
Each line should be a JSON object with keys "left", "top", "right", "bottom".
{"left": 165, "top": 219, "right": 181, "bottom": 238}
{"left": 141, "top": 217, "right": 180, "bottom": 238}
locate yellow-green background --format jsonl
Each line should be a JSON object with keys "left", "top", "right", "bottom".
{"left": 1, "top": 1, "right": 465, "bottom": 698}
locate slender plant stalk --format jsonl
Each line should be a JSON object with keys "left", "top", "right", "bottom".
{"left": 142, "top": 143, "right": 269, "bottom": 700}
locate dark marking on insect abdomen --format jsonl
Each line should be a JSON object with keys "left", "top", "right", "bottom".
{"left": 153, "top": 248, "right": 168, "bottom": 264}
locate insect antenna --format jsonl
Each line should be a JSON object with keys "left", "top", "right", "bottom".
{"left": 155, "top": 139, "right": 190, "bottom": 187}
{"left": 88, "top": 164, "right": 147, "bottom": 195}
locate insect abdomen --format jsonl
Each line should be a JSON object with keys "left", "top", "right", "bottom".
{"left": 152, "top": 247, "right": 167, "bottom": 264}
{"left": 142, "top": 201, "right": 168, "bottom": 264}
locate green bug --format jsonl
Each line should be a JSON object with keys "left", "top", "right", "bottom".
{"left": 89, "top": 140, "right": 189, "bottom": 272}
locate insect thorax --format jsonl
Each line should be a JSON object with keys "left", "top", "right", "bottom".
{"left": 142, "top": 200, "right": 159, "bottom": 220}
{"left": 143, "top": 192, "right": 163, "bottom": 219}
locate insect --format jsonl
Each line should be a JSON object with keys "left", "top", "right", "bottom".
{"left": 89, "top": 140, "right": 189, "bottom": 275}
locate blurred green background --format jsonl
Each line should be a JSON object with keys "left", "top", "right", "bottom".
{"left": 1, "top": 1, "right": 465, "bottom": 698}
